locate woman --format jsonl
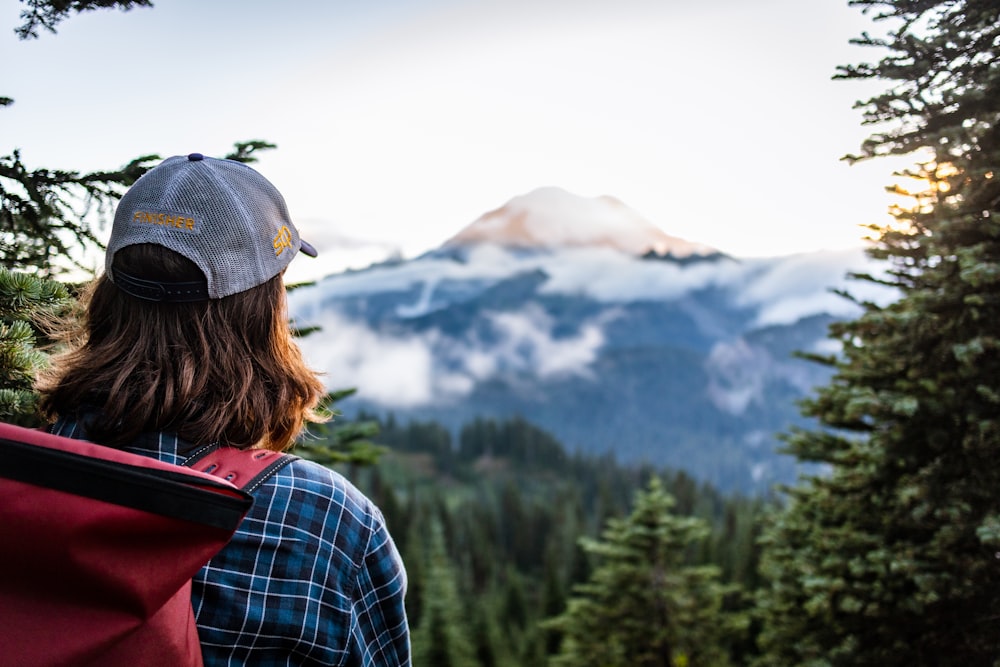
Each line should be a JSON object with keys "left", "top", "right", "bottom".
{"left": 37, "top": 153, "right": 410, "bottom": 666}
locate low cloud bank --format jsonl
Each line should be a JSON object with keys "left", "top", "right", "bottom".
{"left": 293, "top": 305, "right": 605, "bottom": 408}
{"left": 289, "top": 245, "right": 897, "bottom": 408}
{"left": 296, "top": 244, "right": 898, "bottom": 326}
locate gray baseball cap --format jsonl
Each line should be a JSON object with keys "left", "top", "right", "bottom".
{"left": 106, "top": 153, "right": 316, "bottom": 301}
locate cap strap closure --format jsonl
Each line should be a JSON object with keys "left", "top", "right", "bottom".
{"left": 112, "top": 268, "right": 209, "bottom": 303}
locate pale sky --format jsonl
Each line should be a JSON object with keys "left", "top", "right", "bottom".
{"left": 2, "top": 0, "right": 912, "bottom": 282}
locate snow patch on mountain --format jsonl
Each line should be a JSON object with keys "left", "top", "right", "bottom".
{"left": 444, "top": 187, "right": 716, "bottom": 257}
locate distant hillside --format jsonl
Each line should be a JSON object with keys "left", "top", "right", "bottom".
{"left": 289, "top": 189, "right": 895, "bottom": 493}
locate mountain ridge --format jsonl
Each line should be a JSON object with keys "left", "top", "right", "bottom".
{"left": 288, "top": 190, "right": 893, "bottom": 493}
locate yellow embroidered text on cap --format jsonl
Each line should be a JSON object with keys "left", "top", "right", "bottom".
{"left": 273, "top": 226, "right": 293, "bottom": 256}
{"left": 132, "top": 210, "right": 195, "bottom": 231}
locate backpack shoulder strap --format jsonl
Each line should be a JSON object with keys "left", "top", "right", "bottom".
{"left": 185, "top": 445, "right": 297, "bottom": 494}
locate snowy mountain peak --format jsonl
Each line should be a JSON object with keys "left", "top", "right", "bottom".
{"left": 443, "top": 187, "right": 716, "bottom": 257}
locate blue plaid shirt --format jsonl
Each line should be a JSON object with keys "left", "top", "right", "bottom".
{"left": 52, "top": 417, "right": 410, "bottom": 667}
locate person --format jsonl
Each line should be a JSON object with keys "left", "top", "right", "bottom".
{"left": 35, "top": 153, "right": 410, "bottom": 666}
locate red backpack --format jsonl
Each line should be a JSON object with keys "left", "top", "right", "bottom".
{"left": 0, "top": 421, "right": 293, "bottom": 667}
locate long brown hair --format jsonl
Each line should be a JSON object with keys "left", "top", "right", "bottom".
{"left": 37, "top": 244, "right": 326, "bottom": 451}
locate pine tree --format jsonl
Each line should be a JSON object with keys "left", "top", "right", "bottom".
{"left": 756, "top": 1, "right": 1000, "bottom": 664}
{"left": 2, "top": 3, "right": 278, "bottom": 421}
{"left": 14, "top": 0, "right": 153, "bottom": 40}
{"left": 0, "top": 139, "right": 157, "bottom": 276}
{"left": 296, "top": 388, "right": 386, "bottom": 467}
{"left": 0, "top": 268, "right": 68, "bottom": 423}
{"left": 4, "top": 3, "right": 158, "bottom": 275}
{"left": 1, "top": 133, "right": 276, "bottom": 277}
{"left": 410, "top": 518, "right": 477, "bottom": 667}
{"left": 545, "top": 477, "right": 734, "bottom": 667}
{"left": 4, "top": 3, "right": 281, "bottom": 277}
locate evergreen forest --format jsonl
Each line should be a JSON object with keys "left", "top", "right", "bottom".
{"left": 3, "top": 0, "right": 1000, "bottom": 664}
{"left": 312, "top": 412, "right": 768, "bottom": 666}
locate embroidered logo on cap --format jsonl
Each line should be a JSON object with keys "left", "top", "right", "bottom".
{"left": 273, "top": 225, "right": 293, "bottom": 256}
{"left": 132, "top": 210, "right": 196, "bottom": 231}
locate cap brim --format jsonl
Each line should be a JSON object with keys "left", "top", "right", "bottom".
{"left": 299, "top": 239, "right": 318, "bottom": 258}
